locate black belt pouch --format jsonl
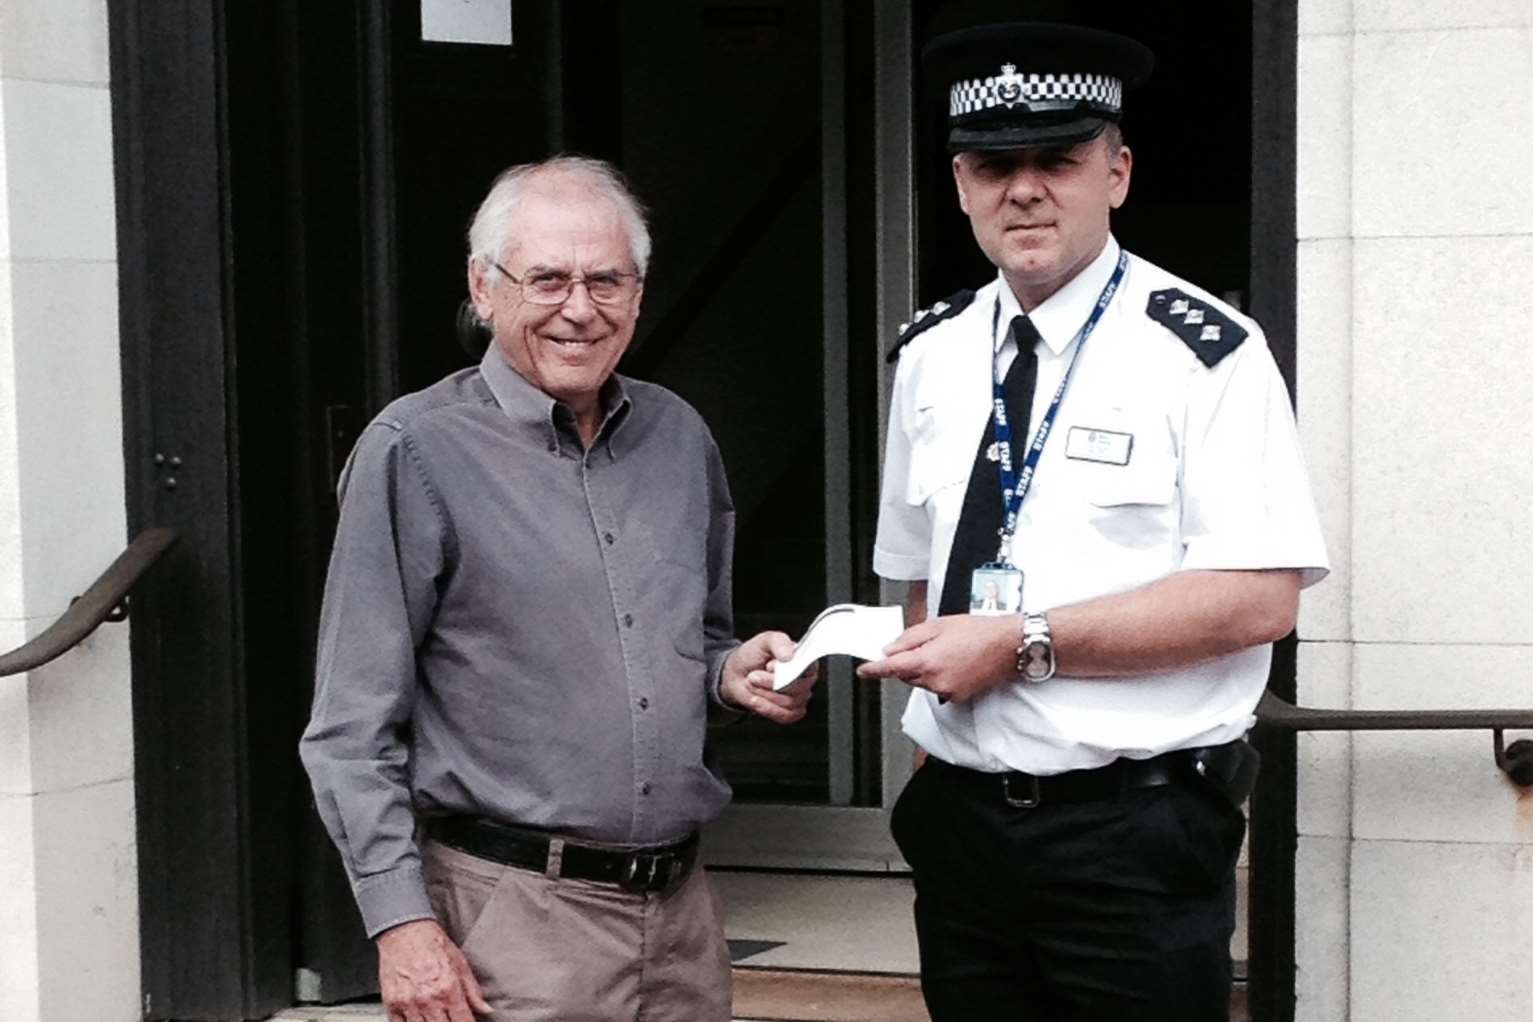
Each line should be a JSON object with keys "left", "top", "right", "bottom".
{"left": 1185, "top": 740, "right": 1261, "bottom": 811}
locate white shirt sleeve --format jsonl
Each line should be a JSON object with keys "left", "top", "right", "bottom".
{"left": 873, "top": 356, "right": 933, "bottom": 580}
{"left": 1177, "top": 331, "right": 1330, "bottom": 587}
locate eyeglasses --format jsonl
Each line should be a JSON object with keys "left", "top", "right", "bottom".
{"left": 491, "top": 261, "right": 643, "bottom": 306}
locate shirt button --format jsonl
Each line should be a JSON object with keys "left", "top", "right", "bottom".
{"left": 638, "top": 697, "right": 650, "bottom": 710}
{"left": 640, "top": 782, "right": 652, "bottom": 796}
{"left": 604, "top": 531, "right": 615, "bottom": 545}
{"left": 623, "top": 613, "right": 634, "bottom": 628}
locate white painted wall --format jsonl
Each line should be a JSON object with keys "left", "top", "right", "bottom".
{"left": 1295, "top": 1, "right": 1533, "bottom": 1018}
{"left": 0, "top": 2, "right": 138, "bottom": 1020}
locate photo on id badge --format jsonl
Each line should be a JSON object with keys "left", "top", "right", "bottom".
{"left": 970, "top": 566, "right": 1023, "bottom": 615}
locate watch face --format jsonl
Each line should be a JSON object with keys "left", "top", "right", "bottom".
{"left": 1022, "top": 640, "right": 1052, "bottom": 681}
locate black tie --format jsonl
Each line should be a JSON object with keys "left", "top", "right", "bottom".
{"left": 938, "top": 315, "right": 1040, "bottom": 616}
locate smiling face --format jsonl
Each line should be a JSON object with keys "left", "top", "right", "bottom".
{"left": 468, "top": 176, "right": 643, "bottom": 419}
{"left": 952, "top": 134, "right": 1131, "bottom": 310}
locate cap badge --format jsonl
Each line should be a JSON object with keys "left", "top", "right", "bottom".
{"left": 996, "top": 63, "right": 1026, "bottom": 107}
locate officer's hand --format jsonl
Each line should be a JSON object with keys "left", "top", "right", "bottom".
{"left": 721, "top": 630, "right": 818, "bottom": 724}
{"left": 856, "top": 614, "right": 1018, "bottom": 703}
{"left": 375, "top": 918, "right": 491, "bottom": 1022}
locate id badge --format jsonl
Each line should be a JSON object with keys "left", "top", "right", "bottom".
{"left": 969, "top": 564, "right": 1023, "bottom": 616}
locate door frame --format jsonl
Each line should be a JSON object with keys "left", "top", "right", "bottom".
{"left": 113, "top": 0, "right": 415, "bottom": 1014}
{"left": 112, "top": 1, "right": 296, "bottom": 1016}
{"left": 1246, "top": 2, "right": 1301, "bottom": 1019}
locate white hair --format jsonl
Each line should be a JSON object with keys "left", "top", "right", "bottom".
{"left": 466, "top": 155, "right": 652, "bottom": 278}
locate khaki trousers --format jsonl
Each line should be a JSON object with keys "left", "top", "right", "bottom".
{"left": 422, "top": 838, "right": 732, "bottom": 1021}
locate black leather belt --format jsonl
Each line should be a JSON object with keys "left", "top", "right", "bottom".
{"left": 427, "top": 816, "right": 698, "bottom": 893}
{"left": 925, "top": 750, "right": 1186, "bottom": 808}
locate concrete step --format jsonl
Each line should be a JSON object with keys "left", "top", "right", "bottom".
{"left": 271, "top": 968, "right": 922, "bottom": 1022}
{"left": 732, "top": 968, "right": 927, "bottom": 1021}
{"left": 735, "top": 969, "right": 1249, "bottom": 1022}
{"left": 271, "top": 966, "right": 924, "bottom": 1022}
{"left": 274, "top": 972, "right": 1246, "bottom": 1022}
{"left": 273, "top": 1008, "right": 383, "bottom": 1021}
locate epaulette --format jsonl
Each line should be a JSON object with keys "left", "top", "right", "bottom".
{"left": 1146, "top": 289, "right": 1248, "bottom": 368}
{"left": 885, "top": 289, "right": 976, "bottom": 363}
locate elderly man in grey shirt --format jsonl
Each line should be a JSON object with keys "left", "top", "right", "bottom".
{"left": 300, "top": 155, "right": 814, "bottom": 1022}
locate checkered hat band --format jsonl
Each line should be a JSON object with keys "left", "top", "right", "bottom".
{"left": 949, "top": 73, "right": 1122, "bottom": 117}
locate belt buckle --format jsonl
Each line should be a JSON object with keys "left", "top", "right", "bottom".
{"left": 621, "top": 851, "right": 681, "bottom": 893}
{"left": 1003, "top": 772, "right": 1042, "bottom": 809}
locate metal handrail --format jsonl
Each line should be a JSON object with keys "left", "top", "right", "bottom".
{"left": 1257, "top": 691, "right": 1533, "bottom": 732}
{"left": 0, "top": 527, "right": 179, "bottom": 678}
{"left": 1256, "top": 691, "right": 1533, "bottom": 786}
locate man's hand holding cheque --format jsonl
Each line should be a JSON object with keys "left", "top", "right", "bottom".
{"left": 720, "top": 631, "right": 818, "bottom": 724}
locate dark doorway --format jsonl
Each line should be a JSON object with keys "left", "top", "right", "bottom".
{"left": 610, "top": 0, "right": 834, "bottom": 803}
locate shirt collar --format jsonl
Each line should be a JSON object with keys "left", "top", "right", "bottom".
{"left": 478, "top": 344, "right": 633, "bottom": 458}
{"left": 995, "top": 235, "right": 1122, "bottom": 357}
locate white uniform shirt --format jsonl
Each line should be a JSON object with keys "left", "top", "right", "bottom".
{"left": 874, "top": 237, "right": 1330, "bottom": 774}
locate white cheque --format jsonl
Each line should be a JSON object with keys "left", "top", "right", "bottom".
{"left": 772, "top": 603, "right": 905, "bottom": 691}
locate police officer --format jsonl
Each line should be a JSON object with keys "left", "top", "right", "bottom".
{"left": 856, "top": 21, "right": 1329, "bottom": 1021}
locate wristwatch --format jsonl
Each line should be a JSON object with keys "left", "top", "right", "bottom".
{"left": 1016, "top": 613, "right": 1056, "bottom": 683}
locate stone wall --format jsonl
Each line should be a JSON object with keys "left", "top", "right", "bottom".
{"left": 0, "top": 2, "right": 138, "bottom": 1020}
{"left": 1295, "top": 1, "right": 1533, "bottom": 1018}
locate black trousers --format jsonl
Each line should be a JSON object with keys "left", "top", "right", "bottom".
{"left": 891, "top": 758, "right": 1244, "bottom": 1021}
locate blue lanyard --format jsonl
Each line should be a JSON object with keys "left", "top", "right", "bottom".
{"left": 990, "top": 249, "right": 1128, "bottom": 564}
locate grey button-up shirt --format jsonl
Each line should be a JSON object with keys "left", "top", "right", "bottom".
{"left": 300, "top": 346, "right": 740, "bottom": 937}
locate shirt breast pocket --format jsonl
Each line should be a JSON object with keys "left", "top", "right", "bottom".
{"left": 903, "top": 406, "right": 974, "bottom": 508}
{"left": 1082, "top": 453, "right": 1178, "bottom": 549}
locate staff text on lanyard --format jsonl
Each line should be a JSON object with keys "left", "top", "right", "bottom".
{"left": 989, "top": 249, "right": 1128, "bottom": 565}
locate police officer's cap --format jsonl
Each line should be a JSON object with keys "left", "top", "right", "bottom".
{"left": 924, "top": 22, "right": 1154, "bottom": 152}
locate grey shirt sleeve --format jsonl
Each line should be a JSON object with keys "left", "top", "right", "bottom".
{"left": 299, "top": 423, "right": 451, "bottom": 938}
{"left": 702, "top": 435, "right": 745, "bottom": 722}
